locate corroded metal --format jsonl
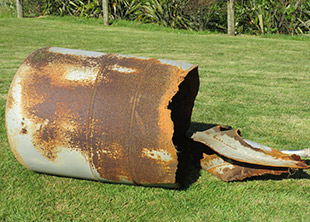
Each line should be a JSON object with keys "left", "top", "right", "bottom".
{"left": 192, "top": 126, "right": 309, "bottom": 181}
{"left": 200, "top": 153, "right": 289, "bottom": 182}
{"left": 6, "top": 47, "right": 199, "bottom": 187}
{"left": 280, "top": 148, "right": 310, "bottom": 158}
{"left": 244, "top": 139, "right": 310, "bottom": 158}
{"left": 192, "top": 126, "right": 309, "bottom": 168}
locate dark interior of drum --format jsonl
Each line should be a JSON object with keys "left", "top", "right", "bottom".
{"left": 168, "top": 67, "right": 200, "bottom": 187}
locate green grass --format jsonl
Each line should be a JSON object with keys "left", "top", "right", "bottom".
{"left": 0, "top": 17, "right": 310, "bottom": 221}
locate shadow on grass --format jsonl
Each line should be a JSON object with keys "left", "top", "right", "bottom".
{"left": 242, "top": 169, "right": 310, "bottom": 182}
{"left": 180, "top": 122, "right": 223, "bottom": 190}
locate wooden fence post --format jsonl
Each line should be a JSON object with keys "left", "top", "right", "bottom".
{"left": 16, "top": 0, "right": 23, "bottom": 18}
{"left": 227, "top": 0, "right": 235, "bottom": 36}
{"left": 102, "top": 0, "right": 109, "bottom": 26}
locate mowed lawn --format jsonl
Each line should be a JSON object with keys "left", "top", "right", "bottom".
{"left": 0, "top": 17, "right": 309, "bottom": 221}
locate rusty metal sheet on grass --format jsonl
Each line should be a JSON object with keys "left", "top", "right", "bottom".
{"left": 191, "top": 126, "right": 309, "bottom": 169}
{"left": 5, "top": 47, "right": 199, "bottom": 187}
{"left": 192, "top": 126, "right": 309, "bottom": 181}
{"left": 200, "top": 153, "right": 290, "bottom": 182}
{"left": 280, "top": 148, "right": 310, "bottom": 158}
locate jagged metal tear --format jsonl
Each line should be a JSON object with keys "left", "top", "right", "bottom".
{"left": 191, "top": 126, "right": 309, "bottom": 181}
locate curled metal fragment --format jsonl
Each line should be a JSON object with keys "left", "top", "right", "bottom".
{"left": 244, "top": 140, "right": 310, "bottom": 158}
{"left": 280, "top": 148, "right": 310, "bottom": 158}
{"left": 192, "top": 126, "right": 309, "bottom": 169}
{"left": 192, "top": 126, "right": 309, "bottom": 181}
{"left": 200, "top": 153, "right": 289, "bottom": 182}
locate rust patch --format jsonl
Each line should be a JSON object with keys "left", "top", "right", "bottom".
{"left": 13, "top": 48, "right": 102, "bottom": 161}
{"left": 85, "top": 56, "right": 195, "bottom": 184}
{"left": 5, "top": 88, "right": 14, "bottom": 111}
{"left": 201, "top": 153, "right": 289, "bottom": 182}
{"left": 20, "top": 128, "right": 27, "bottom": 134}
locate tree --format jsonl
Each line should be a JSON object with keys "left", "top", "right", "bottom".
{"left": 102, "top": 0, "right": 109, "bottom": 26}
{"left": 227, "top": 0, "right": 235, "bottom": 36}
{"left": 16, "top": 0, "right": 23, "bottom": 18}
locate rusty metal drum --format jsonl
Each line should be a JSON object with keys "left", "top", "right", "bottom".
{"left": 6, "top": 47, "right": 199, "bottom": 187}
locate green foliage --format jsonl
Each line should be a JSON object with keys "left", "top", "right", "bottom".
{"left": 235, "top": 0, "right": 310, "bottom": 35}
{"left": 110, "top": 0, "right": 143, "bottom": 20}
{"left": 0, "top": 0, "right": 44, "bottom": 17}
{"left": 0, "top": 0, "right": 15, "bottom": 17}
{"left": 135, "top": 0, "right": 189, "bottom": 29}
{"left": 1, "top": 0, "right": 310, "bottom": 34}
{"left": 42, "top": 0, "right": 84, "bottom": 16}
{"left": 185, "top": 0, "right": 227, "bottom": 32}
{"left": 22, "top": 0, "right": 44, "bottom": 16}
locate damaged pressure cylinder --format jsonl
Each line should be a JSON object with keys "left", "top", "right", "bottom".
{"left": 6, "top": 47, "right": 199, "bottom": 187}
